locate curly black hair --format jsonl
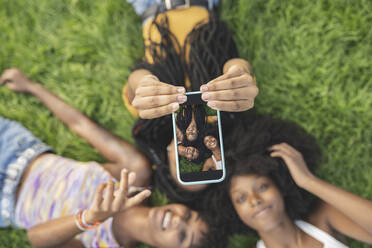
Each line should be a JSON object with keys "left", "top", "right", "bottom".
{"left": 188, "top": 207, "right": 230, "bottom": 248}
{"left": 200, "top": 111, "right": 322, "bottom": 236}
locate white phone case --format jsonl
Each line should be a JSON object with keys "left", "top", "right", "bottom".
{"left": 172, "top": 91, "right": 226, "bottom": 185}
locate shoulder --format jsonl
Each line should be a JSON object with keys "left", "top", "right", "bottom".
{"left": 307, "top": 201, "right": 333, "bottom": 233}
{"left": 307, "top": 201, "right": 346, "bottom": 240}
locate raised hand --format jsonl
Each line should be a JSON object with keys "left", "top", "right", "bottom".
{"left": 200, "top": 65, "right": 258, "bottom": 112}
{"left": 132, "top": 74, "right": 186, "bottom": 119}
{"left": 268, "top": 143, "right": 315, "bottom": 188}
{"left": 85, "top": 169, "right": 151, "bottom": 224}
{"left": 0, "top": 68, "right": 34, "bottom": 93}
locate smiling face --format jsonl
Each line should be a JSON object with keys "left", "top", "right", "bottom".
{"left": 204, "top": 135, "right": 218, "bottom": 150}
{"left": 186, "top": 117, "right": 198, "bottom": 141}
{"left": 178, "top": 145, "right": 200, "bottom": 161}
{"left": 148, "top": 204, "right": 208, "bottom": 248}
{"left": 167, "top": 140, "right": 208, "bottom": 192}
{"left": 229, "top": 174, "right": 286, "bottom": 233}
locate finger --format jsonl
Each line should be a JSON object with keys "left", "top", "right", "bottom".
{"left": 124, "top": 190, "right": 152, "bottom": 209}
{"left": 268, "top": 143, "right": 296, "bottom": 156}
{"left": 201, "top": 67, "right": 245, "bottom": 90}
{"left": 136, "top": 85, "right": 185, "bottom": 97}
{"left": 139, "top": 80, "right": 178, "bottom": 88}
{"left": 270, "top": 151, "right": 293, "bottom": 164}
{"left": 278, "top": 142, "right": 301, "bottom": 155}
{"left": 206, "top": 99, "right": 254, "bottom": 112}
{"left": 92, "top": 183, "right": 107, "bottom": 209}
{"left": 128, "top": 172, "right": 136, "bottom": 186}
{"left": 202, "top": 86, "right": 258, "bottom": 101}
{"left": 139, "top": 102, "right": 179, "bottom": 119}
{"left": 0, "top": 73, "right": 10, "bottom": 85}
{"left": 119, "top": 169, "right": 129, "bottom": 193}
{"left": 103, "top": 180, "right": 115, "bottom": 211}
{"left": 113, "top": 170, "right": 129, "bottom": 211}
{"left": 0, "top": 79, "right": 11, "bottom": 86}
{"left": 205, "top": 74, "right": 254, "bottom": 92}
{"left": 270, "top": 151, "right": 296, "bottom": 168}
{"left": 132, "top": 94, "right": 186, "bottom": 109}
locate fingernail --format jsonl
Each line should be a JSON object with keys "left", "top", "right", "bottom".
{"left": 201, "top": 85, "right": 208, "bottom": 92}
{"left": 177, "top": 95, "right": 187, "bottom": 103}
{"left": 202, "top": 93, "right": 210, "bottom": 101}
{"left": 172, "top": 103, "right": 179, "bottom": 111}
{"left": 207, "top": 101, "right": 216, "bottom": 107}
{"left": 177, "top": 87, "right": 185, "bottom": 93}
{"left": 144, "top": 190, "right": 152, "bottom": 197}
{"left": 122, "top": 168, "right": 128, "bottom": 173}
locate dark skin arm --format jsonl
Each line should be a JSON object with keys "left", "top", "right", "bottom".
{"left": 202, "top": 157, "right": 216, "bottom": 171}
{"left": 0, "top": 68, "right": 151, "bottom": 185}
{"left": 269, "top": 143, "right": 372, "bottom": 244}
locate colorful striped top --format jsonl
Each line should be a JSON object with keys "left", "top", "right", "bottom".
{"left": 14, "top": 154, "right": 121, "bottom": 248}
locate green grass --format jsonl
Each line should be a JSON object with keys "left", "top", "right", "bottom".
{"left": 0, "top": 0, "right": 371, "bottom": 247}
{"left": 180, "top": 156, "right": 204, "bottom": 173}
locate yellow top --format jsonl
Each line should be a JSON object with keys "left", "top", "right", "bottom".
{"left": 122, "top": 6, "right": 210, "bottom": 117}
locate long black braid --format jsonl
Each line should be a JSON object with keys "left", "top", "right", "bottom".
{"left": 132, "top": 11, "right": 240, "bottom": 204}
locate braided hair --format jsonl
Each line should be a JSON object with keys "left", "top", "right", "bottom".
{"left": 132, "top": 11, "right": 240, "bottom": 204}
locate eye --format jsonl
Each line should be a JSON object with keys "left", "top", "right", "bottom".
{"left": 236, "top": 194, "right": 247, "bottom": 204}
{"left": 183, "top": 210, "right": 192, "bottom": 222}
{"left": 179, "top": 229, "right": 187, "bottom": 244}
{"left": 257, "top": 183, "right": 269, "bottom": 192}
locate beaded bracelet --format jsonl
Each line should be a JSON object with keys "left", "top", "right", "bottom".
{"left": 74, "top": 210, "right": 101, "bottom": 231}
{"left": 82, "top": 210, "right": 101, "bottom": 229}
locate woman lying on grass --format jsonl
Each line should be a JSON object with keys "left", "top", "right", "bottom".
{"left": 0, "top": 68, "right": 224, "bottom": 248}
{"left": 123, "top": 0, "right": 258, "bottom": 203}
{"left": 216, "top": 114, "right": 372, "bottom": 247}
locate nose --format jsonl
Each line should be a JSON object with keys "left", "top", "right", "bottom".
{"left": 248, "top": 193, "right": 263, "bottom": 207}
{"left": 171, "top": 214, "right": 183, "bottom": 229}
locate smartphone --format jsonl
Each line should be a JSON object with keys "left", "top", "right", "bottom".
{"left": 172, "top": 91, "right": 225, "bottom": 185}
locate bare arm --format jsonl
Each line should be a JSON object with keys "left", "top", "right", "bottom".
{"left": 202, "top": 158, "right": 216, "bottom": 171}
{"left": 27, "top": 170, "right": 151, "bottom": 248}
{"left": 0, "top": 68, "right": 149, "bottom": 174}
{"left": 27, "top": 215, "right": 85, "bottom": 248}
{"left": 269, "top": 143, "right": 372, "bottom": 243}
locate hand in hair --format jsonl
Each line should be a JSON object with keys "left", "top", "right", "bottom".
{"left": 132, "top": 74, "right": 187, "bottom": 119}
{"left": 200, "top": 62, "right": 258, "bottom": 112}
{"left": 268, "top": 142, "right": 316, "bottom": 189}
{"left": 0, "top": 68, "right": 35, "bottom": 93}
{"left": 85, "top": 169, "right": 151, "bottom": 224}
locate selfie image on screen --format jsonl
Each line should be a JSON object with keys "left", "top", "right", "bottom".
{"left": 175, "top": 93, "right": 222, "bottom": 179}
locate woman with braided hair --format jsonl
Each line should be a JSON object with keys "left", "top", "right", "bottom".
{"left": 122, "top": 0, "right": 258, "bottom": 203}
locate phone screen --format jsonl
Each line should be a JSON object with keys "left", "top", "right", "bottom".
{"left": 172, "top": 92, "right": 225, "bottom": 184}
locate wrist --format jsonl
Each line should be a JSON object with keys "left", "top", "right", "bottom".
{"left": 300, "top": 174, "right": 319, "bottom": 190}
{"left": 84, "top": 210, "right": 98, "bottom": 225}
{"left": 27, "top": 82, "right": 41, "bottom": 94}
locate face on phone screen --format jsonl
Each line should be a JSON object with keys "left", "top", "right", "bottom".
{"left": 172, "top": 92, "right": 225, "bottom": 184}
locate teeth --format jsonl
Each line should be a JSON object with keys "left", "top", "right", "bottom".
{"left": 162, "top": 211, "right": 171, "bottom": 230}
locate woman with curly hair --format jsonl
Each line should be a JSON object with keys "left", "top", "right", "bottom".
{"left": 217, "top": 113, "right": 372, "bottom": 247}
